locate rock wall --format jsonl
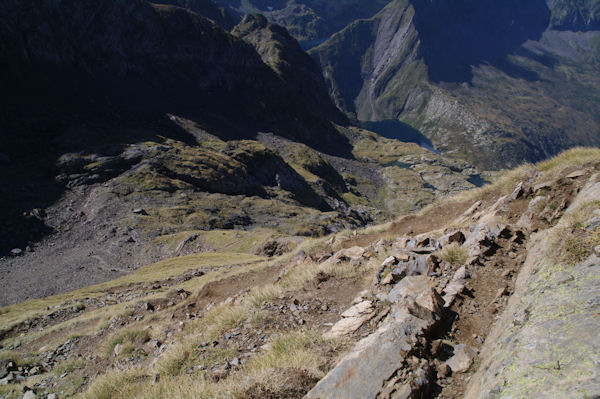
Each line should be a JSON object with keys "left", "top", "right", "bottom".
{"left": 464, "top": 174, "right": 600, "bottom": 398}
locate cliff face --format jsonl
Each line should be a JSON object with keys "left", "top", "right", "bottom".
{"left": 547, "top": 0, "right": 600, "bottom": 30}
{"left": 310, "top": 0, "right": 600, "bottom": 169}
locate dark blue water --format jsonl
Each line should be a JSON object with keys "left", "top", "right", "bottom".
{"left": 300, "top": 37, "right": 330, "bottom": 51}
{"left": 361, "top": 120, "right": 442, "bottom": 155}
{"left": 467, "top": 175, "right": 489, "bottom": 187}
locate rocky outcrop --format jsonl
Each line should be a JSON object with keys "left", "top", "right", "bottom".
{"left": 307, "top": 162, "right": 600, "bottom": 398}
{"left": 547, "top": 0, "right": 600, "bottom": 31}
{"left": 308, "top": 276, "right": 443, "bottom": 399}
{"left": 464, "top": 174, "right": 600, "bottom": 398}
{"left": 214, "top": 0, "right": 390, "bottom": 43}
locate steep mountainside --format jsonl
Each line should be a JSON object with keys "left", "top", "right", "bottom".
{"left": 0, "top": 149, "right": 598, "bottom": 398}
{"left": 310, "top": 0, "right": 600, "bottom": 169}
{"left": 548, "top": 0, "right": 600, "bottom": 30}
{"left": 0, "top": 0, "right": 485, "bottom": 305}
{"left": 231, "top": 13, "right": 342, "bottom": 123}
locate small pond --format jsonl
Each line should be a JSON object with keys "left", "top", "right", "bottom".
{"left": 361, "top": 120, "right": 442, "bottom": 155}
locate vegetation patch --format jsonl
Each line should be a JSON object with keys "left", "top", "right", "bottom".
{"left": 104, "top": 328, "right": 151, "bottom": 357}
{"left": 439, "top": 243, "right": 469, "bottom": 266}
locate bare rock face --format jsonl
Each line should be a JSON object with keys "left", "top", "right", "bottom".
{"left": 324, "top": 300, "right": 375, "bottom": 339}
{"left": 308, "top": 276, "right": 442, "bottom": 398}
{"left": 464, "top": 176, "right": 600, "bottom": 399}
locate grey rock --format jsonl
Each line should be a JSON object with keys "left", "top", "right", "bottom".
{"left": 518, "top": 195, "right": 547, "bottom": 230}
{"left": 381, "top": 255, "right": 398, "bottom": 269}
{"left": 10, "top": 248, "right": 23, "bottom": 256}
{"left": 566, "top": 170, "right": 585, "bottom": 179}
{"left": 454, "top": 200, "right": 483, "bottom": 225}
{"left": 307, "top": 309, "right": 433, "bottom": 399}
{"left": 463, "top": 224, "right": 502, "bottom": 257}
{"left": 585, "top": 216, "right": 600, "bottom": 231}
{"left": 324, "top": 301, "right": 374, "bottom": 338}
{"left": 0, "top": 372, "right": 14, "bottom": 385}
{"left": 437, "top": 362, "right": 451, "bottom": 378}
{"left": 443, "top": 266, "right": 469, "bottom": 307}
{"left": 132, "top": 208, "right": 148, "bottom": 216}
{"left": 440, "top": 230, "right": 466, "bottom": 246}
{"left": 23, "top": 391, "right": 36, "bottom": 399}
{"left": 229, "top": 357, "right": 240, "bottom": 367}
{"left": 388, "top": 276, "right": 444, "bottom": 315}
{"left": 391, "top": 266, "right": 408, "bottom": 281}
{"left": 533, "top": 181, "right": 553, "bottom": 192}
{"left": 446, "top": 344, "right": 475, "bottom": 373}
{"left": 595, "top": 245, "right": 600, "bottom": 257}
{"left": 47, "top": 394, "right": 58, "bottom": 399}
{"left": 511, "top": 181, "right": 525, "bottom": 200}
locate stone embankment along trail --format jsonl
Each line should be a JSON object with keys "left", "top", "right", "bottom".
{"left": 307, "top": 168, "right": 599, "bottom": 398}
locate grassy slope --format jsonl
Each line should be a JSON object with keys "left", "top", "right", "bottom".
{"left": 1, "top": 148, "right": 598, "bottom": 399}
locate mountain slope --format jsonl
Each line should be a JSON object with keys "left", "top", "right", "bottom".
{"left": 0, "top": 0, "right": 486, "bottom": 305}
{"left": 0, "top": 0, "right": 352, "bottom": 257}
{"left": 310, "top": 0, "right": 600, "bottom": 169}
{"left": 0, "top": 149, "right": 597, "bottom": 398}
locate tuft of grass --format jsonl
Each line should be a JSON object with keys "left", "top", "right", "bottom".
{"left": 244, "top": 331, "right": 328, "bottom": 375}
{"left": 555, "top": 228, "right": 600, "bottom": 265}
{"left": 567, "top": 200, "right": 600, "bottom": 229}
{"left": 80, "top": 369, "right": 147, "bottom": 399}
{"left": 537, "top": 147, "right": 600, "bottom": 174}
{"left": 54, "top": 358, "right": 87, "bottom": 376}
{"left": 104, "top": 328, "right": 151, "bottom": 357}
{"left": 439, "top": 243, "right": 469, "bottom": 266}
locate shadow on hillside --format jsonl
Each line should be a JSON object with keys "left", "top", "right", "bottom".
{"left": 411, "top": 0, "right": 551, "bottom": 83}
{"left": 0, "top": 71, "right": 352, "bottom": 256}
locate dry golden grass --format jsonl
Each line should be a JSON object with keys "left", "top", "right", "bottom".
{"left": 104, "top": 328, "right": 151, "bottom": 357}
{"left": 439, "top": 243, "right": 469, "bottom": 266}
{"left": 0, "top": 253, "right": 267, "bottom": 332}
{"left": 537, "top": 147, "right": 600, "bottom": 175}
{"left": 11, "top": 147, "right": 600, "bottom": 399}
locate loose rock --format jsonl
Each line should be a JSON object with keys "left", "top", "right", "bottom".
{"left": 446, "top": 344, "right": 475, "bottom": 373}
{"left": 23, "top": 391, "right": 37, "bottom": 399}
